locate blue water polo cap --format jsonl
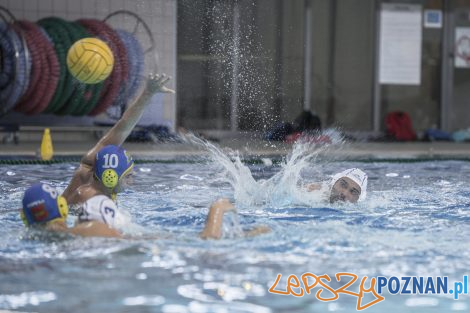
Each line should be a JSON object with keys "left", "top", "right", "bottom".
{"left": 21, "top": 183, "right": 68, "bottom": 226}
{"left": 94, "top": 145, "right": 134, "bottom": 189}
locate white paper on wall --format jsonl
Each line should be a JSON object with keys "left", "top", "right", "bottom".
{"left": 379, "top": 3, "right": 422, "bottom": 85}
{"left": 455, "top": 27, "right": 470, "bottom": 68}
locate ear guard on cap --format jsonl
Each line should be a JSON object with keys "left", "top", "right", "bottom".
{"left": 101, "top": 169, "right": 119, "bottom": 188}
{"left": 57, "top": 195, "right": 69, "bottom": 219}
{"left": 20, "top": 210, "right": 28, "bottom": 226}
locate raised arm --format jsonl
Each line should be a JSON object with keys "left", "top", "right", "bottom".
{"left": 200, "top": 198, "right": 236, "bottom": 239}
{"left": 81, "top": 74, "right": 174, "bottom": 167}
{"left": 200, "top": 198, "right": 271, "bottom": 240}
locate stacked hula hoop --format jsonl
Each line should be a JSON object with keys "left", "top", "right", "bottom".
{"left": 0, "top": 10, "right": 146, "bottom": 117}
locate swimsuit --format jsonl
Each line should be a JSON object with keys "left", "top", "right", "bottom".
{"left": 77, "top": 195, "right": 131, "bottom": 231}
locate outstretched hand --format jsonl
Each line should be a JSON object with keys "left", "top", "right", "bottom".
{"left": 212, "top": 198, "right": 237, "bottom": 214}
{"left": 146, "top": 73, "right": 175, "bottom": 94}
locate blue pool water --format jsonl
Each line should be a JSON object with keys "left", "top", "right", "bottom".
{"left": 1, "top": 144, "right": 470, "bottom": 312}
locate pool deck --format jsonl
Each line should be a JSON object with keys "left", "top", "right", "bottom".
{"left": 2, "top": 138, "right": 470, "bottom": 161}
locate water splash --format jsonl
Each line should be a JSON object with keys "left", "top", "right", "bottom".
{"left": 183, "top": 130, "right": 346, "bottom": 209}
{"left": 179, "top": 0, "right": 282, "bottom": 130}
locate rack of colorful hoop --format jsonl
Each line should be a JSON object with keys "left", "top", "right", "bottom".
{"left": 0, "top": 7, "right": 155, "bottom": 118}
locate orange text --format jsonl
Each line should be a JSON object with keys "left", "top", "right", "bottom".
{"left": 268, "top": 272, "right": 385, "bottom": 310}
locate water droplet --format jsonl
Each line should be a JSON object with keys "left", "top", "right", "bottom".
{"left": 451, "top": 302, "right": 467, "bottom": 311}
{"left": 405, "top": 297, "right": 439, "bottom": 307}
{"left": 136, "top": 273, "right": 148, "bottom": 280}
{"left": 261, "top": 158, "right": 272, "bottom": 166}
{"left": 180, "top": 174, "right": 203, "bottom": 181}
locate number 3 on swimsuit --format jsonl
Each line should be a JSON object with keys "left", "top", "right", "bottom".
{"left": 103, "top": 154, "right": 119, "bottom": 168}
{"left": 104, "top": 207, "right": 115, "bottom": 218}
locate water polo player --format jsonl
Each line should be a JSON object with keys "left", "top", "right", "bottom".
{"left": 306, "top": 168, "right": 368, "bottom": 203}
{"left": 21, "top": 183, "right": 122, "bottom": 237}
{"left": 22, "top": 184, "right": 267, "bottom": 239}
{"left": 62, "top": 74, "right": 174, "bottom": 208}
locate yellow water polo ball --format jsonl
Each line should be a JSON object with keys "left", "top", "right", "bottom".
{"left": 66, "top": 37, "right": 114, "bottom": 84}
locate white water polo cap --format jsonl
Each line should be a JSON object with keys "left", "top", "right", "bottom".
{"left": 331, "top": 168, "right": 368, "bottom": 201}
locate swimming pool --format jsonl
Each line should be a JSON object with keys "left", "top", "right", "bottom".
{"left": 1, "top": 144, "right": 469, "bottom": 312}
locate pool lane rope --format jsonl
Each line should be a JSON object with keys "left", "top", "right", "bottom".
{"left": 13, "top": 20, "right": 53, "bottom": 115}
{"left": 108, "top": 29, "right": 145, "bottom": 119}
{"left": 104, "top": 10, "right": 160, "bottom": 74}
{"left": 0, "top": 10, "right": 154, "bottom": 117}
{"left": 68, "top": 22, "right": 106, "bottom": 117}
{"left": 0, "top": 23, "right": 15, "bottom": 90}
{"left": 28, "top": 26, "right": 60, "bottom": 114}
{"left": 3, "top": 157, "right": 470, "bottom": 166}
{"left": 38, "top": 17, "right": 75, "bottom": 114}
{"left": 117, "top": 30, "right": 145, "bottom": 100}
{"left": 78, "top": 18, "right": 129, "bottom": 116}
{"left": 56, "top": 20, "right": 104, "bottom": 116}
{"left": 0, "top": 22, "right": 29, "bottom": 116}
{"left": 12, "top": 20, "right": 43, "bottom": 114}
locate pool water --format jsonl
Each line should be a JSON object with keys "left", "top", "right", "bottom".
{"left": 1, "top": 144, "right": 470, "bottom": 312}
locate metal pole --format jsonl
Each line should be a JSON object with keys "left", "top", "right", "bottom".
{"left": 304, "top": 0, "right": 313, "bottom": 112}
{"left": 230, "top": 0, "right": 241, "bottom": 132}
{"left": 171, "top": 0, "right": 177, "bottom": 132}
{"left": 326, "top": 0, "right": 337, "bottom": 126}
{"left": 372, "top": 0, "right": 382, "bottom": 133}
{"left": 440, "top": 1, "right": 453, "bottom": 132}
{"left": 273, "top": 0, "right": 284, "bottom": 120}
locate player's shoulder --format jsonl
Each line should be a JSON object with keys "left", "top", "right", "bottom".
{"left": 85, "top": 194, "right": 117, "bottom": 209}
{"left": 68, "top": 163, "right": 94, "bottom": 185}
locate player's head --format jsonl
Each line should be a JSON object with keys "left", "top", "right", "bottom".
{"left": 21, "top": 183, "right": 68, "bottom": 227}
{"left": 94, "top": 145, "right": 134, "bottom": 193}
{"left": 330, "top": 168, "right": 368, "bottom": 203}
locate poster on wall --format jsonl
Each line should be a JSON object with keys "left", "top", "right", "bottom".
{"left": 379, "top": 4, "right": 422, "bottom": 85}
{"left": 455, "top": 27, "right": 470, "bottom": 68}
{"left": 423, "top": 10, "right": 442, "bottom": 28}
